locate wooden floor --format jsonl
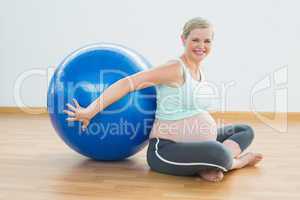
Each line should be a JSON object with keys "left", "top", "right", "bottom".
{"left": 0, "top": 113, "right": 300, "bottom": 200}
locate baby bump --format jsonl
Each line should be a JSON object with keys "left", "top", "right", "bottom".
{"left": 150, "top": 112, "right": 218, "bottom": 142}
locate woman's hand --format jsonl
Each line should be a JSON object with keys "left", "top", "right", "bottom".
{"left": 63, "top": 98, "right": 92, "bottom": 131}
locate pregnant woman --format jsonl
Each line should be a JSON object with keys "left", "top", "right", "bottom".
{"left": 64, "top": 17, "right": 263, "bottom": 182}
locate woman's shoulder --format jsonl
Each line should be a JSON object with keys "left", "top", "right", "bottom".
{"left": 165, "top": 58, "right": 181, "bottom": 67}
{"left": 150, "top": 58, "right": 184, "bottom": 87}
{"left": 154, "top": 58, "right": 183, "bottom": 74}
{"left": 151, "top": 58, "right": 179, "bottom": 67}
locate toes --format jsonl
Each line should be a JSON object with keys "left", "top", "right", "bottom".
{"left": 253, "top": 153, "right": 263, "bottom": 159}
{"left": 216, "top": 171, "right": 224, "bottom": 182}
{"left": 253, "top": 154, "right": 263, "bottom": 164}
{"left": 247, "top": 153, "right": 263, "bottom": 166}
{"left": 217, "top": 170, "right": 224, "bottom": 179}
{"left": 199, "top": 170, "right": 224, "bottom": 182}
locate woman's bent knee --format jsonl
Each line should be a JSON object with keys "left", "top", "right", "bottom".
{"left": 239, "top": 124, "right": 255, "bottom": 149}
{"left": 208, "top": 142, "right": 233, "bottom": 171}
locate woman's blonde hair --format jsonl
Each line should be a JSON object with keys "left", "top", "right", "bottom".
{"left": 182, "top": 17, "right": 214, "bottom": 39}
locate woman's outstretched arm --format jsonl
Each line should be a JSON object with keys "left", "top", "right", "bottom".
{"left": 63, "top": 61, "right": 181, "bottom": 129}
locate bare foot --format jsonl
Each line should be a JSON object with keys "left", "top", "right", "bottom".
{"left": 198, "top": 169, "right": 224, "bottom": 182}
{"left": 235, "top": 152, "right": 263, "bottom": 168}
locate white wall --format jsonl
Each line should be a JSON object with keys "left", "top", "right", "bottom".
{"left": 1, "top": 0, "right": 299, "bottom": 112}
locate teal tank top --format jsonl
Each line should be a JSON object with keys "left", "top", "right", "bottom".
{"left": 155, "top": 58, "right": 211, "bottom": 120}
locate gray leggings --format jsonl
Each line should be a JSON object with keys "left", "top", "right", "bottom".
{"left": 147, "top": 124, "right": 255, "bottom": 176}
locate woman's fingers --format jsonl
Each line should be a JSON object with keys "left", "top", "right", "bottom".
{"left": 72, "top": 98, "right": 80, "bottom": 108}
{"left": 66, "top": 117, "right": 77, "bottom": 122}
{"left": 65, "top": 99, "right": 89, "bottom": 131}
{"left": 66, "top": 103, "right": 76, "bottom": 112}
{"left": 63, "top": 110, "right": 76, "bottom": 117}
{"left": 82, "top": 119, "right": 90, "bottom": 131}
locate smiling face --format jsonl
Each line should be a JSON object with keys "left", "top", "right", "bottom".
{"left": 181, "top": 27, "right": 214, "bottom": 64}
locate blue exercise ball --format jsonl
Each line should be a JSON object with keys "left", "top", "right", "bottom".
{"left": 47, "top": 43, "right": 157, "bottom": 160}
